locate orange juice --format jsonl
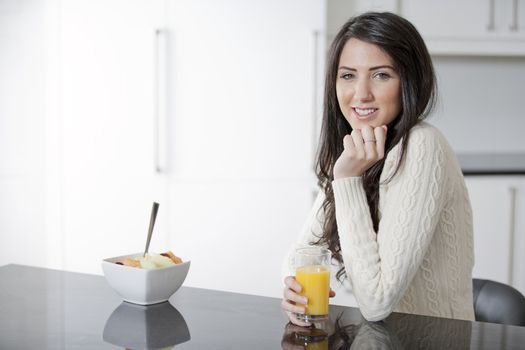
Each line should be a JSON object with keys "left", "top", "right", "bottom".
{"left": 296, "top": 265, "right": 330, "bottom": 315}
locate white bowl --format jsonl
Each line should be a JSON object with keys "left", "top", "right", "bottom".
{"left": 102, "top": 252, "right": 190, "bottom": 305}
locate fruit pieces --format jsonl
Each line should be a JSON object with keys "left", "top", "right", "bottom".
{"left": 122, "top": 258, "right": 141, "bottom": 268}
{"left": 116, "top": 251, "right": 183, "bottom": 269}
{"left": 161, "top": 251, "right": 182, "bottom": 264}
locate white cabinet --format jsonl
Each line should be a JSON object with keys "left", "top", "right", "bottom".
{"left": 163, "top": 0, "right": 324, "bottom": 297}
{"left": 465, "top": 176, "right": 525, "bottom": 295}
{"left": 0, "top": 0, "right": 325, "bottom": 298}
{"left": 328, "top": 0, "right": 525, "bottom": 56}
{"left": 53, "top": 0, "right": 324, "bottom": 300}
{"left": 165, "top": 0, "right": 321, "bottom": 181}
{"left": 400, "top": 0, "right": 525, "bottom": 56}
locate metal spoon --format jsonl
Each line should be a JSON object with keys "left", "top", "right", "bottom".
{"left": 143, "top": 202, "right": 160, "bottom": 257}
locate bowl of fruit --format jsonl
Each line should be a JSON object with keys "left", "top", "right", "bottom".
{"left": 102, "top": 251, "right": 190, "bottom": 305}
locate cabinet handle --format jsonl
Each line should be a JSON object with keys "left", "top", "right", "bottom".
{"left": 154, "top": 28, "right": 168, "bottom": 173}
{"left": 487, "top": 0, "right": 495, "bottom": 31}
{"left": 507, "top": 186, "right": 517, "bottom": 285}
{"left": 395, "top": 0, "right": 402, "bottom": 15}
{"left": 510, "top": 0, "right": 519, "bottom": 31}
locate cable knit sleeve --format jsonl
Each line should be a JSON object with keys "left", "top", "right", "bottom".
{"left": 332, "top": 127, "right": 448, "bottom": 321}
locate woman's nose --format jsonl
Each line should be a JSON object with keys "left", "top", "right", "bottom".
{"left": 353, "top": 79, "right": 373, "bottom": 102}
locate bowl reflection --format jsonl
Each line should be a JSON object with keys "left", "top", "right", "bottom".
{"left": 103, "top": 301, "right": 190, "bottom": 349}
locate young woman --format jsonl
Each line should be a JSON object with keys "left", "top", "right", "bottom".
{"left": 282, "top": 12, "right": 475, "bottom": 325}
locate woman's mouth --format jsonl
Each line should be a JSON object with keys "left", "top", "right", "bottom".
{"left": 353, "top": 107, "right": 378, "bottom": 120}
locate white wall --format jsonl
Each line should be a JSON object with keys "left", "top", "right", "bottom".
{"left": 429, "top": 56, "right": 525, "bottom": 153}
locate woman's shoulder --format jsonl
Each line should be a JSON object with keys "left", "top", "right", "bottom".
{"left": 409, "top": 121, "right": 448, "bottom": 145}
{"left": 386, "top": 122, "right": 448, "bottom": 160}
{"left": 406, "top": 121, "right": 456, "bottom": 156}
{"left": 383, "top": 122, "right": 454, "bottom": 177}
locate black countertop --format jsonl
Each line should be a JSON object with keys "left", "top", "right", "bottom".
{"left": 1, "top": 264, "right": 525, "bottom": 349}
{"left": 457, "top": 153, "right": 525, "bottom": 175}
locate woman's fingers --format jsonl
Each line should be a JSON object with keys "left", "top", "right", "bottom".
{"left": 282, "top": 276, "right": 307, "bottom": 314}
{"left": 284, "top": 276, "right": 302, "bottom": 293}
{"left": 374, "top": 125, "right": 387, "bottom": 159}
{"left": 360, "top": 125, "right": 375, "bottom": 142}
{"left": 284, "top": 276, "right": 307, "bottom": 304}
{"left": 342, "top": 134, "right": 354, "bottom": 151}
{"left": 281, "top": 298, "right": 306, "bottom": 314}
{"left": 284, "top": 288, "right": 307, "bottom": 306}
{"left": 361, "top": 125, "right": 378, "bottom": 159}
{"left": 350, "top": 129, "right": 365, "bottom": 158}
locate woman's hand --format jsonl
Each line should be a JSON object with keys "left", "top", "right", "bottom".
{"left": 281, "top": 276, "right": 336, "bottom": 327}
{"left": 333, "top": 125, "right": 387, "bottom": 179}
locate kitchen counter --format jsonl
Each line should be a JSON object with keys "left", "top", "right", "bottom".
{"left": 1, "top": 264, "right": 525, "bottom": 349}
{"left": 457, "top": 153, "right": 525, "bottom": 175}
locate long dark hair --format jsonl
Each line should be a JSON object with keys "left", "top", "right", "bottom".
{"left": 315, "top": 12, "right": 437, "bottom": 280}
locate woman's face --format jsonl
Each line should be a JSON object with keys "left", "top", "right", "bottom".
{"left": 336, "top": 38, "right": 402, "bottom": 130}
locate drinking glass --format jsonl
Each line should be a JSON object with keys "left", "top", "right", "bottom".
{"left": 294, "top": 247, "right": 331, "bottom": 322}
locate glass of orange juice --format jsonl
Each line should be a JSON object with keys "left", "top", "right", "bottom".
{"left": 294, "top": 247, "right": 331, "bottom": 322}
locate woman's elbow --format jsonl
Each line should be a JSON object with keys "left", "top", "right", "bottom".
{"left": 360, "top": 308, "right": 393, "bottom": 322}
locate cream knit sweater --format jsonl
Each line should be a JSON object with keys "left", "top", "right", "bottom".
{"left": 286, "top": 122, "right": 475, "bottom": 321}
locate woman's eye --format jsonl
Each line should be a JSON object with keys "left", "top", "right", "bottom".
{"left": 374, "top": 72, "right": 391, "bottom": 80}
{"left": 340, "top": 73, "right": 354, "bottom": 80}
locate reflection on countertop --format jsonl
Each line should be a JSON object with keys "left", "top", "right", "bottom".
{"left": 281, "top": 319, "right": 401, "bottom": 350}
{"left": 281, "top": 310, "right": 473, "bottom": 350}
{"left": 103, "top": 301, "right": 190, "bottom": 349}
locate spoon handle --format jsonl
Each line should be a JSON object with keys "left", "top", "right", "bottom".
{"left": 144, "top": 202, "right": 160, "bottom": 257}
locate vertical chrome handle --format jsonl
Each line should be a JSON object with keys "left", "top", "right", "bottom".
{"left": 487, "top": 0, "right": 495, "bottom": 31}
{"left": 510, "top": 0, "right": 519, "bottom": 31}
{"left": 154, "top": 28, "right": 168, "bottom": 173}
{"left": 507, "top": 186, "right": 517, "bottom": 286}
{"left": 395, "top": 0, "right": 402, "bottom": 15}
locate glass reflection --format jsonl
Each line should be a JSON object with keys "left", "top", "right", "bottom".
{"left": 282, "top": 310, "right": 474, "bottom": 350}
{"left": 103, "top": 301, "right": 190, "bottom": 349}
{"left": 281, "top": 316, "right": 402, "bottom": 350}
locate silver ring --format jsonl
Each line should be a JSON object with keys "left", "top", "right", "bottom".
{"left": 364, "top": 139, "right": 376, "bottom": 143}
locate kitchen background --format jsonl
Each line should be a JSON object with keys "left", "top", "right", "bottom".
{"left": 1, "top": 0, "right": 524, "bottom": 304}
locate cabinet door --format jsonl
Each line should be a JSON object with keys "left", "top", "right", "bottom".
{"left": 0, "top": 0, "right": 47, "bottom": 267}
{"left": 165, "top": 0, "right": 324, "bottom": 181}
{"left": 60, "top": 0, "right": 166, "bottom": 274}
{"left": 402, "top": 0, "right": 493, "bottom": 40}
{"left": 164, "top": 0, "right": 324, "bottom": 298}
{"left": 345, "top": 0, "right": 525, "bottom": 55}
{"left": 400, "top": 0, "right": 525, "bottom": 55}
{"left": 465, "top": 177, "right": 519, "bottom": 290}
